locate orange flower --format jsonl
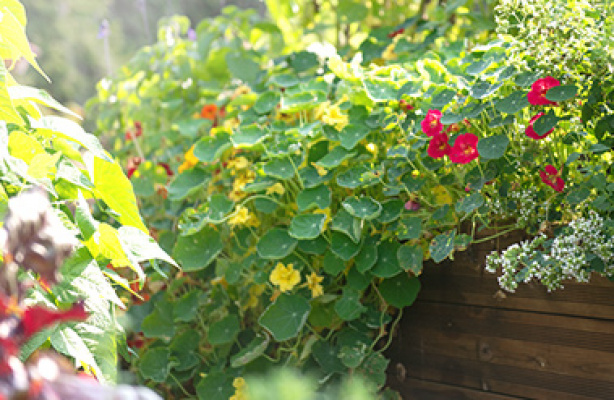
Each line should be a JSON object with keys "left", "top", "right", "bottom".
{"left": 201, "top": 104, "right": 218, "bottom": 120}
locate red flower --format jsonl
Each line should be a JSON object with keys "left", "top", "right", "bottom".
{"left": 527, "top": 76, "right": 560, "bottom": 106}
{"left": 387, "top": 27, "right": 405, "bottom": 38}
{"left": 399, "top": 99, "right": 414, "bottom": 111}
{"left": 22, "top": 302, "right": 88, "bottom": 338}
{"left": 539, "top": 165, "right": 564, "bottom": 192}
{"left": 444, "top": 123, "right": 460, "bottom": 134}
{"left": 404, "top": 200, "right": 420, "bottom": 211}
{"left": 421, "top": 109, "right": 443, "bottom": 137}
{"left": 201, "top": 104, "right": 218, "bottom": 120}
{"left": 427, "top": 132, "right": 451, "bottom": 159}
{"left": 124, "top": 122, "right": 143, "bottom": 141}
{"left": 449, "top": 133, "right": 479, "bottom": 164}
{"left": 157, "top": 162, "right": 174, "bottom": 177}
{"left": 525, "top": 112, "right": 554, "bottom": 140}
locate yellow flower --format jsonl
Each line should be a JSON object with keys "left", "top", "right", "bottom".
{"left": 230, "top": 377, "right": 248, "bottom": 400}
{"left": 245, "top": 284, "right": 266, "bottom": 309}
{"left": 366, "top": 143, "right": 378, "bottom": 155}
{"left": 313, "top": 207, "right": 331, "bottom": 230}
{"left": 321, "top": 104, "right": 348, "bottom": 131}
{"left": 228, "top": 206, "right": 250, "bottom": 226}
{"left": 233, "top": 85, "right": 251, "bottom": 97}
{"left": 270, "top": 263, "right": 301, "bottom": 292}
{"left": 266, "top": 182, "right": 285, "bottom": 196}
{"left": 432, "top": 185, "right": 453, "bottom": 205}
{"left": 312, "top": 163, "right": 328, "bottom": 177}
{"left": 178, "top": 145, "right": 199, "bottom": 173}
{"left": 306, "top": 272, "right": 324, "bottom": 298}
{"left": 229, "top": 189, "right": 246, "bottom": 202}
{"left": 227, "top": 156, "right": 249, "bottom": 172}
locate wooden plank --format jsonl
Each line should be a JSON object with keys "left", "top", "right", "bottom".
{"left": 386, "top": 302, "right": 614, "bottom": 399}
{"left": 386, "top": 376, "right": 521, "bottom": 400}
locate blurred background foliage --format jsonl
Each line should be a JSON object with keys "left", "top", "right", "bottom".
{"left": 19, "top": 0, "right": 265, "bottom": 107}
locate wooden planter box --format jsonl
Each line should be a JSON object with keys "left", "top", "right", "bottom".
{"left": 386, "top": 232, "right": 614, "bottom": 400}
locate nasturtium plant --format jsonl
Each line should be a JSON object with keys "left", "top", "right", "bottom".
{"left": 88, "top": 0, "right": 614, "bottom": 398}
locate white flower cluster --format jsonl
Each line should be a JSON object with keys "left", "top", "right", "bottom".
{"left": 488, "top": 186, "right": 546, "bottom": 228}
{"left": 486, "top": 211, "right": 614, "bottom": 292}
{"left": 495, "top": 0, "right": 612, "bottom": 77}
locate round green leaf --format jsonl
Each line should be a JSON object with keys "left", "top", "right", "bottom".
{"left": 339, "top": 124, "right": 370, "bottom": 150}
{"left": 193, "top": 131, "right": 232, "bottom": 163}
{"left": 533, "top": 111, "right": 560, "bottom": 136}
{"left": 429, "top": 230, "right": 456, "bottom": 263}
{"left": 342, "top": 196, "right": 382, "bottom": 220}
{"left": 296, "top": 184, "right": 331, "bottom": 212}
{"left": 139, "top": 348, "right": 171, "bottom": 382}
{"left": 336, "top": 164, "right": 378, "bottom": 189}
{"left": 477, "top": 134, "right": 509, "bottom": 160}
{"left": 471, "top": 81, "right": 502, "bottom": 99}
{"left": 545, "top": 85, "right": 578, "bottom": 102}
{"left": 355, "top": 236, "right": 378, "bottom": 274}
{"left": 397, "top": 243, "right": 423, "bottom": 275}
{"left": 230, "top": 334, "right": 270, "bottom": 368}
{"left": 430, "top": 88, "right": 456, "bottom": 107}
{"left": 269, "top": 73, "right": 299, "bottom": 88}
{"left": 379, "top": 274, "right": 421, "bottom": 308}
{"left": 167, "top": 169, "right": 208, "bottom": 201}
{"left": 330, "top": 231, "right": 362, "bottom": 261}
{"left": 257, "top": 228, "right": 298, "bottom": 259}
{"left": 466, "top": 59, "right": 491, "bottom": 76}
{"left": 323, "top": 250, "right": 346, "bottom": 276}
{"left": 196, "top": 373, "right": 234, "bottom": 400}
{"left": 231, "top": 124, "right": 269, "bottom": 147}
{"left": 315, "top": 147, "right": 355, "bottom": 168}
{"left": 297, "top": 236, "right": 328, "bottom": 255}
{"left": 455, "top": 192, "right": 485, "bottom": 214}
{"left": 397, "top": 216, "right": 422, "bottom": 241}
{"left": 312, "top": 341, "right": 345, "bottom": 374}
{"left": 371, "top": 240, "right": 402, "bottom": 278}
{"left": 440, "top": 111, "right": 463, "bottom": 125}
{"left": 259, "top": 294, "right": 311, "bottom": 341}
{"left": 362, "top": 77, "right": 398, "bottom": 102}
{"left": 173, "top": 226, "right": 223, "bottom": 272}
{"left": 208, "top": 315, "right": 240, "bottom": 345}
{"left": 226, "top": 53, "right": 259, "bottom": 83}
{"left": 494, "top": 91, "right": 529, "bottom": 114}
{"left": 334, "top": 288, "right": 366, "bottom": 321}
{"left": 289, "top": 214, "right": 326, "bottom": 240}
{"left": 253, "top": 91, "right": 281, "bottom": 114}
{"left": 263, "top": 157, "right": 296, "bottom": 180}
{"left": 290, "top": 51, "right": 319, "bottom": 72}
{"left": 331, "top": 209, "right": 361, "bottom": 243}
{"left": 376, "top": 199, "right": 403, "bottom": 223}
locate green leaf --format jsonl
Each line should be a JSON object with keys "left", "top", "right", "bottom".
{"left": 0, "top": 66, "right": 22, "bottom": 125}
{"left": 494, "top": 91, "right": 529, "bottom": 114}
{"left": 173, "top": 290, "right": 202, "bottom": 322}
{"left": 376, "top": 199, "right": 403, "bottom": 223}
{"left": 196, "top": 373, "right": 234, "bottom": 400}
{"left": 253, "top": 91, "right": 281, "bottom": 114}
{"left": 456, "top": 192, "right": 485, "bottom": 214}
{"left": 429, "top": 230, "right": 456, "bottom": 263}
{"left": 296, "top": 185, "right": 331, "bottom": 212}
{"left": 356, "top": 352, "right": 389, "bottom": 388}
{"left": 226, "top": 52, "right": 260, "bottom": 83}
{"left": 208, "top": 315, "right": 240, "bottom": 345}
{"left": 167, "top": 168, "right": 208, "bottom": 201}
{"left": 339, "top": 124, "right": 370, "bottom": 150}
{"left": 93, "top": 157, "right": 147, "bottom": 232}
{"left": 315, "top": 146, "right": 355, "bottom": 168}
{"left": 355, "top": 236, "right": 378, "bottom": 273}
{"left": 257, "top": 228, "right": 298, "bottom": 259}
{"left": 289, "top": 214, "right": 326, "bottom": 240}
{"left": 193, "top": 131, "right": 231, "bottom": 162}
{"left": 232, "top": 124, "right": 269, "bottom": 147}
{"left": 466, "top": 59, "right": 491, "bottom": 76}
{"left": 141, "top": 298, "right": 175, "bottom": 340}
{"left": 330, "top": 231, "right": 362, "bottom": 261}
{"left": 338, "top": 0, "right": 368, "bottom": 22}
{"left": 533, "top": 111, "right": 559, "bottom": 136}
{"left": 514, "top": 71, "right": 541, "bottom": 87}
{"left": 298, "top": 236, "right": 329, "bottom": 255}
{"left": 290, "top": 51, "right": 319, "bottom": 72}
{"left": 259, "top": 294, "right": 311, "bottom": 341}
{"left": 362, "top": 77, "right": 397, "bottom": 102}
{"left": 36, "top": 116, "right": 111, "bottom": 162}
{"left": 397, "top": 216, "right": 422, "bottom": 240}
{"left": 231, "top": 334, "right": 270, "bottom": 368}
{"left": 336, "top": 164, "right": 378, "bottom": 189}
{"left": 269, "top": 73, "right": 299, "bottom": 88}
{"left": 398, "top": 244, "right": 423, "bottom": 275}
{"left": 312, "top": 341, "right": 345, "bottom": 374}
{"left": 471, "top": 81, "right": 502, "bottom": 99}
{"left": 430, "top": 88, "right": 456, "bottom": 107}
{"left": 118, "top": 226, "right": 178, "bottom": 268}
{"left": 331, "top": 209, "right": 361, "bottom": 243}
{"left": 371, "top": 240, "right": 402, "bottom": 278}
{"left": 263, "top": 157, "right": 296, "bottom": 180}
{"left": 9, "top": 85, "right": 79, "bottom": 118}
{"left": 139, "top": 348, "right": 172, "bottom": 382}
{"left": 323, "top": 250, "right": 346, "bottom": 276}
{"left": 545, "top": 85, "right": 577, "bottom": 102}
{"left": 342, "top": 196, "right": 382, "bottom": 220}
{"left": 281, "top": 91, "right": 327, "bottom": 113}
{"left": 173, "top": 226, "right": 223, "bottom": 272}
{"left": 334, "top": 288, "right": 366, "bottom": 321}
{"left": 379, "top": 274, "right": 421, "bottom": 308}
{"left": 566, "top": 187, "right": 591, "bottom": 205}
{"left": 477, "top": 135, "right": 508, "bottom": 159}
